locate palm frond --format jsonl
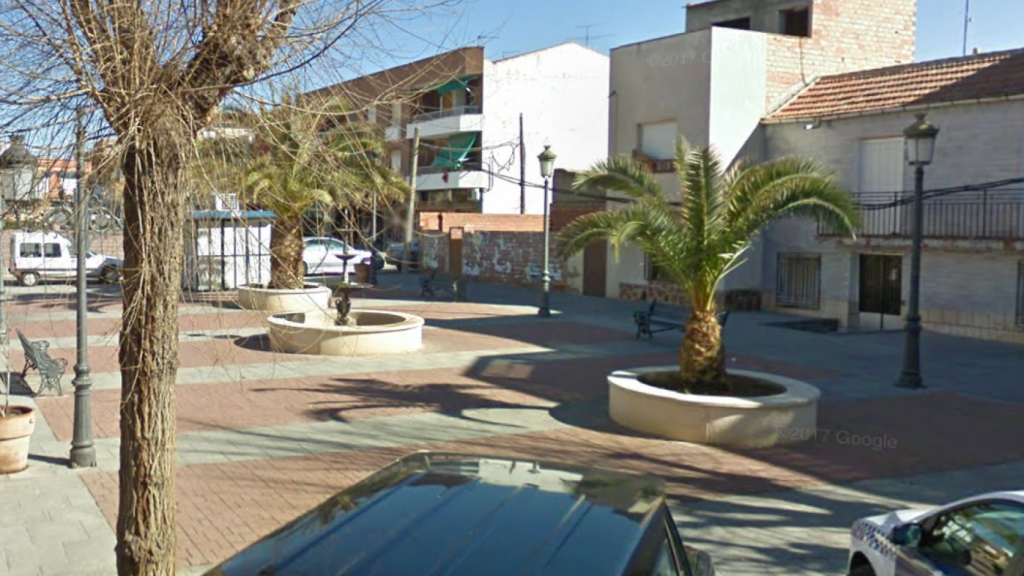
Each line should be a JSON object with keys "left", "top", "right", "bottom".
{"left": 572, "top": 156, "right": 664, "bottom": 201}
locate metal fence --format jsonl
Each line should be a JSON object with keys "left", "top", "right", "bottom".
{"left": 819, "top": 190, "right": 1024, "bottom": 239}
{"left": 776, "top": 253, "right": 821, "bottom": 310}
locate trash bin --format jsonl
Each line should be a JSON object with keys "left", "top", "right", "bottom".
{"left": 354, "top": 263, "right": 371, "bottom": 284}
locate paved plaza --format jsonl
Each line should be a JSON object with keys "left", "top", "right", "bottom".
{"left": 1, "top": 271, "right": 1023, "bottom": 576}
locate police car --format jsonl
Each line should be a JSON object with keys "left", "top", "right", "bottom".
{"left": 848, "top": 491, "right": 1024, "bottom": 576}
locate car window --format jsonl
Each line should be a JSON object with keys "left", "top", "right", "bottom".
{"left": 650, "top": 538, "right": 680, "bottom": 576}
{"left": 326, "top": 240, "right": 347, "bottom": 252}
{"left": 624, "top": 513, "right": 683, "bottom": 576}
{"left": 305, "top": 239, "right": 324, "bottom": 249}
{"left": 921, "top": 501, "right": 1024, "bottom": 576}
{"left": 20, "top": 243, "right": 42, "bottom": 258}
{"left": 44, "top": 243, "right": 62, "bottom": 258}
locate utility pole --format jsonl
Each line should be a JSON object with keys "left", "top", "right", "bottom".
{"left": 519, "top": 113, "right": 526, "bottom": 214}
{"left": 962, "top": 0, "right": 971, "bottom": 56}
{"left": 403, "top": 127, "right": 420, "bottom": 274}
{"left": 70, "top": 108, "right": 96, "bottom": 468}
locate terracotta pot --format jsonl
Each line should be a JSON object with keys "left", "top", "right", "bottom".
{"left": 0, "top": 406, "right": 36, "bottom": 474}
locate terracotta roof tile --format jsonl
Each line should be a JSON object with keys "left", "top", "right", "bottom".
{"left": 769, "top": 49, "right": 1024, "bottom": 121}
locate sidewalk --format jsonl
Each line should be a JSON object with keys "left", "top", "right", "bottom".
{"left": 1, "top": 272, "right": 1022, "bottom": 576}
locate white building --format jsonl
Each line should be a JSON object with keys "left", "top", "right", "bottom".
{"left": 317, "top": 43, "right": 609, "bottom": 217}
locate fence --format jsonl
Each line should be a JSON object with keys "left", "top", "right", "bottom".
{"left": 410, "top": 105, "right": 482, "bottom": 124}
{"left": 819, "top": 190, "right": 1024, "bottom": 239}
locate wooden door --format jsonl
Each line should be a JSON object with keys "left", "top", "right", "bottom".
{"left": 448, "top": 227, "right": 463, "bottom": 276}
{"left": 582, "top": 240, "right": 607, "bottom": 297}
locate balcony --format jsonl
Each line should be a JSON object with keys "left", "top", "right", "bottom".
{"left": 416, "top": 162, "right": 489, "bottom": 191}
{"left": 818, "top": 191, "right": 1024, "bottom": 240}
{"left": 407, "top": 106, "right": 483, "bottom": 139}
{"left": 384, "top": 125, "right": 403, "bottom": 142}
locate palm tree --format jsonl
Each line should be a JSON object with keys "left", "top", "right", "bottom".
{"left": 206, "top": 98, "right": 408, "bottom": 290}
{"left": 557, "top": 141, "right": 859, "bottom": 391}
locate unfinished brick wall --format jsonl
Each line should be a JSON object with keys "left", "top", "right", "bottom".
{"left": 418, "top": 212, "right": 543, "bottom": 234}
{"left": 766, "top": 0, "right": 916, "bottom": 105}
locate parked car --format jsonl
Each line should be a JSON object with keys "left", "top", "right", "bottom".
{"left": 9, "top": 231, "right": 123, "bottom": 286}
{"left": 203, "top": 452, "right": 716, "bottom": 576}
{"left": 848, "top": 490, "right": 1024, "bottom": 576}
{"left": 302, "top": 236, "right": 376, "bottom": 276}
{"left": 385, "top": 239, "right": 419, "bottom": 271}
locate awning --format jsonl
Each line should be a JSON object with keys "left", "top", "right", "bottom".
{"left": 436, "top": 78, "right": 469, "bottom": 96}
{"left": 430, "top": 133, "right": 477, "bottom": 169}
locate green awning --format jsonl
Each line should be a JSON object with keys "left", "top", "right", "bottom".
{"left": 430, "top": 133, "right": 477, "bottom": 169}
{"left": 436, "top": 78, "right": 469, "bottom": 95}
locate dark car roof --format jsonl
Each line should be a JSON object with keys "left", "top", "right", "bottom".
{"left": 204, "top": 452, "right": 667, "bottom": 576}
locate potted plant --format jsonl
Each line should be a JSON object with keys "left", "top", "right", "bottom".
{"left": 0, "top": 373, "right": 35, "bottom": 474}
{"left": 206, "top": 95, "right": 407, "bottom": 313}
{"left": 557, "top": 141, "right": 859, "bottom": 447}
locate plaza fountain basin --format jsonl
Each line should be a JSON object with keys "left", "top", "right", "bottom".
{"left": 267, "top": 309, "right": 424, "bottom": 356}
{"left": 237, "top": 283, "right": 332, "bottom": 314}
{"left": 608, "top": 368, "right": 820, "bottom": 448}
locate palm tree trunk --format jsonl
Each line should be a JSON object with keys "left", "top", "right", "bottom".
{"left": 117, "top": 132, "right": 186, "bottom": 576}
{"left": 679, "top": 309, "right": 726, "bottom": 387}
{"left": 270, "top": 215, "right": 305, "bottom": 289}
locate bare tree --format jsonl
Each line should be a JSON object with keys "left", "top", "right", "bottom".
{"left": 0, "top": 0, "right": 456, "bottom": 574}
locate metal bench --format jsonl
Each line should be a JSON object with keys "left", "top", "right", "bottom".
{"left": 16, "top": 328, "right": 67, "bottom": 396}
{"left": 420, "top": 270, "right": 469, "bottom": 302}
{"left": 632, "top": 300, "right": 730, "bottom": 339}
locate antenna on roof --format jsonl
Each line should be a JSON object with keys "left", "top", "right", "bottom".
{"left": 962, "top": 0, "right": 972, "bottom": 56}
{"left": 574, "top": 24, "right": 613, "bottom": 47}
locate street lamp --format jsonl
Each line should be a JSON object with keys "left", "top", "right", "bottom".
{"left": 70, "top": 110, "right": 96, "bottom": 467}
{"left": 896, "top": 113, "right": 939, "bottom": 390}
{"left": 0, "top": 135, "right": 38, "bottom": 344}
{"left": 537, "top": 145, "right": 556, "bottom": 318}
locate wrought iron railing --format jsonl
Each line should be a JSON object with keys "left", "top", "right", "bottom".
{"left": 818, "top": 190, "right": 1024, "bottom": 240}
{"left": 411, "top": 106, "right": 482, "bottom": 124}
{"left": 417, "top": 161, "right": 483, "bottom": 175}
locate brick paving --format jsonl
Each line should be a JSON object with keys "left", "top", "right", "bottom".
{"left": 5, "top": 272, "right": 1024, "bottom": 575}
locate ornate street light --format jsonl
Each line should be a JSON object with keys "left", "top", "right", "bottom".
{"left": 0, "top": 135, "right": 38, "bottom": 343}
{"left": 896, "top": 113, "right": 939, "bottom": 390}
{"left": 537, "top": 145, "right": 556, "bottom": 318}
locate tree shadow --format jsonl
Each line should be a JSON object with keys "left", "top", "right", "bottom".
{"left": 233, "top": 334, "right": 272, "bottom": 352}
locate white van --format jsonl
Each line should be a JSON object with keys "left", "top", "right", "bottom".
{"left": 9, "top": 232, "right": 123, "bottom": 286}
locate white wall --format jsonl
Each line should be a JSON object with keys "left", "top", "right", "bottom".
{"left": 481, "top": 43, "right": 610, "bottom": 215}
{"left": 708, "top": 28, "right": 768, "bottom": 166}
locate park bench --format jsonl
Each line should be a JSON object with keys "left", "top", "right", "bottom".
{"left": 419, "top": 269, "right": 469, "bottom": 302}
{"left": 16, "top": 328, "right": 67, "bottom": 396}
{"left": 632, "top": 300, "right": 730, "bottom": 339}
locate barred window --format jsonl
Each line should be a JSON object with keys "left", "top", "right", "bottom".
{"left": 645, "top": 253, "right": 663, "bottom": 281}
{"left": 777, "top": 253, "right": 821, "bottom": 309}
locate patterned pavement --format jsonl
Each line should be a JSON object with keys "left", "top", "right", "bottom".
{"left": 2, "top": 273, "right": 1024, "bottom": 575}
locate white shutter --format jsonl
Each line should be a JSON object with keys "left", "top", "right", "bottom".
{"left": 639, "top": 121, "right": 678, "bottom": 160}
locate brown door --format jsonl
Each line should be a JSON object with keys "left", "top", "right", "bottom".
{"left": 859, "top": 254, "right": 902, "bottom": 315}
{"left": 582, "top": 240, "right": 607, "bottom": 297}
{"left": 448, "top": 227, "right": 463, "bottom": 276}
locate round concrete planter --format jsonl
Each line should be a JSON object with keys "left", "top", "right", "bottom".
{"left": 608, "top": 367, "right": 820, "bottom": 448}
{"left": 268, "top": 309, "right": 424, "bottom": 356}
{"left": 0, "top": 406, "right": 36, "bottom": 474}
{"left": 237, "top": 283, "right": 331, "bottom": 314}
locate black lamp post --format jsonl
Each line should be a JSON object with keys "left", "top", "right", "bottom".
{"left": 537, "top": 145, "right": 556, "bottom": 318}
{"left": 896, "top": 113, "right": 939, "bottom": 390}
{"left": 70, "top": 110, "right": 96, "bottom": 467}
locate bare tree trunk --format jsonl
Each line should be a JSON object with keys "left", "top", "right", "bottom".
{"left": 116, "top": 128, "right": 187, "bottom": 576}
{"left": 680, "top": 309, "right": 726, "bottom": 387}
{"left": 270, "top": 215, "right": 305, "bottom": 289}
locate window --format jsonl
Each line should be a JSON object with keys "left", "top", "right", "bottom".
{"left": 1017, "top": 261, "right": 1024, "bottom": 327}
{"left": 391, "top": 101, "right": 402, "bottom": 126}
{"left": 645, "top": 254, "right": 663, "bottom": 282}
{"left": 326, "top": 239, "right": 347, "bottom": 252}
{"left": 390, "top": 149, "right": 402, "bottom": 172}
{"left": 713, "top": 17, "right": 751, "bottom": 30}
{"left": 43, "top": 243, "right": 62, "bottom": 258}
{"left": 20, "top": 243, "right": 41, "bottom": 258}
{"left": 367, "top": 104, "right": 377, "bottom": 124}
{"left": 920, "top": 501, "right": 1024, "bottom": 576}
{"left": 639, "top": 121, "right": 677, "bottom": 161}
{"left": 776, "top": 253, "right": 821, "bottom": 309}
{"left": 780, "top": 8, "right": 811, "bottom": 37}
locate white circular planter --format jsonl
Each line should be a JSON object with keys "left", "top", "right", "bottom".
{"left": 608, "top": 367, "right": 821, "bottom": 448}
{"left": 268, "top": 309, "right": 424, "bottom": 356}
{"left": 0, "top": 406, "right": 36, "bottom": 474}
{"left": 237, "top": 283, "right": 332, "bottom": 314}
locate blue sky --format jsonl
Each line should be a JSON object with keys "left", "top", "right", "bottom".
{"left": 429, "top": 0, "right": 1023, "bottom": 63}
